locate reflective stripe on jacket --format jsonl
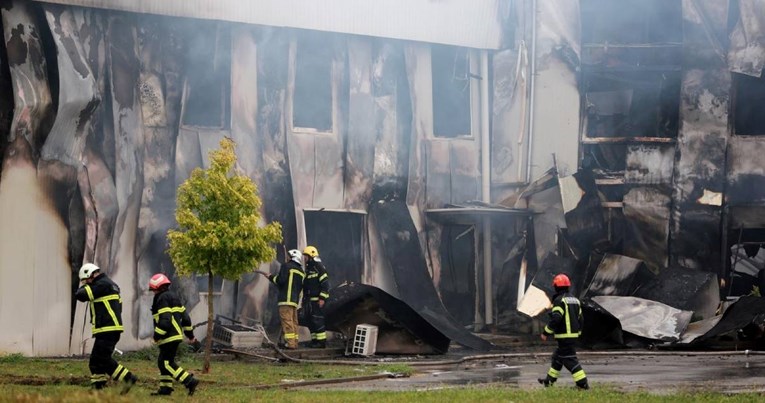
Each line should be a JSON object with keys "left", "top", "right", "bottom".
{"left": 75, "top": 274, "right": 124, "bottom": 335}
{"left": 543, "top": 293, "right": 583, "bottom": 339}
{"left": 303, "top": 257, "right": 330, "bottom": 302}
{"left": 152, "top": 289, "right": 193, "bottom": 345}
{"left": 269, "top": 260, "right": 305, "bottom": 307}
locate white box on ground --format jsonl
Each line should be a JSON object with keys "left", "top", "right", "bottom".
{"left": 351, "top": 324, "right": 378, "bottom": 356}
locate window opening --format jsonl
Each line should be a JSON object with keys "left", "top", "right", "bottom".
{"left": 293, "top": 33, "right": 333, "bottom": 132}
{"left": 181, "top": 23, "right": 230, "bottom": 129}
{"left": 733, "top": 73, "right": 765, "bottom": 135}
{"left": 432, "top": 44, "right": 472, "bottom": 138}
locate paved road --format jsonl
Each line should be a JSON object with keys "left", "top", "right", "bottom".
{"left": 308, "top": 352, "right": 765, "bottom": 394}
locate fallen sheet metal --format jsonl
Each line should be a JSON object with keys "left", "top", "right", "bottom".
{"left": 580, "top": 300, "right": 623, "bottom": 346}
{"left": 677, "top": 315, "right": 723, "bottom": 344}
{"left": 680, "top": 296, "right": 765, "bottom": 345}
{"left": 592, "top": 296, "right": 693, "bottom": 342}
{"left": 583, "top": 254, "right": 655, "bottom": 298}
{"left": 322, "top": 283, "right": 451, "bottom": 354}
{"left": 634, "top": 267, "right": 720, "bottom": 320}
{"left": 370, "top": 199, "right": 492, "bottom": 352}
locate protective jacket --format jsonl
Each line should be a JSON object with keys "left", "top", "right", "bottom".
{"left": 152, "top": 289, "right": 194, "bottom": 345}
{"left": 543, "top": 291, "right": 583, "bottom": 339}
{"left": 75, "top": 274, "right": 124, "bottom": 335}
{"left": 269, "top": 260, "right": 305, "bottom": 307}
{"left": 303, "top": 257, "right": 330, "bottom": 302}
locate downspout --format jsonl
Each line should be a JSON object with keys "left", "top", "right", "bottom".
{"left": 525, "top": 0, "right": 538, "bottom": 183}
{"left": 480, "top": 50, "right": 493, "bottom": 326}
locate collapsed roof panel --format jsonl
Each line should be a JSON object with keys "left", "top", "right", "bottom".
{"left": 682, "top": 296, "right": 765, "bottom": 344}
{"left": 323, "top": 283, "right": 450, "bottom": 354}
{"left": 592, "top": 296, "right": 692, "bottom": 342}
{"left": 370, "top": 199, "right": 492, "bottom": 351}
{"left": 583, "top": 254, "right": 655, "bottom": 298}
{"left": 634, "top": 267, "right": 720, "bottom": 320}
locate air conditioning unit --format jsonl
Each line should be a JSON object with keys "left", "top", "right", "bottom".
{"left": 349, "top": 324, "right": 378, "bottom": 356}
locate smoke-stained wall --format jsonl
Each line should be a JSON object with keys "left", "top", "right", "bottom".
{"left": 0, "top": 0, "right": 499, "bottom": 355}
{"left": 670, "top": 0, "right": 730, "bottom": 272}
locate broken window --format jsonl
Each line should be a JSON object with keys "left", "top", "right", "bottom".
{"left": 431, "top": 44, "right": 472, "bottom": 138}
{"left": 181, "top": 23, "right": 231, "bottom": 129}
{"left": 293, "top": 33, "right": 334, "bottom": 132}
{"left": 580, "top": 0, "right": 682, "bottom": 175}
{"left": 583, "top": 72, "right": 680, "bottom": 140}
{"left": 728, "top": 228, "right": 765, "bottom": 296}
{"left": 438, "top": 225, "right": 475, "bottom": 327}
{"left": 304, "top": 211, "right": 364, "bottom": 285}
{"left": 733, "top": 73, "right": 765, "bottom": 135}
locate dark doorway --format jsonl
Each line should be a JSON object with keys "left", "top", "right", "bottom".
{"left": 304, "top": 211, "right": 364, "bottom": 286}
{"left": 438, "top": 225, "right": 476, "bottom": 327}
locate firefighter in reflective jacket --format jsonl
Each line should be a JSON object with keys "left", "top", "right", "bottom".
{"left": 260, "top": 249, "right": 305, "bottom": 349}
{"left": 149, "top": 273, "right": 199, "bottom": 396}
{"left": 302, "top": 245, "right": 330, "bottom": 348}
{"left": 74, "top": 263, "right": 137, "bottom": 393}
{"left": 538, "top": 273, "right": 589, "bottom": 390}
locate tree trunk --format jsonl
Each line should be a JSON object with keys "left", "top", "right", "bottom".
{"left": 204, "top": 269, "right": 214, "bottom": 373}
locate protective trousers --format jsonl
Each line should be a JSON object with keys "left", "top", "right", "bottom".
{"left": 278, "top": 305, "right": 299, "bottom": 348}
{"left": 306, "top": 301, "right": 327, "bottom": 341}
{"left": 89, "top": 333, "right": 133, "bottom": 389}
{"left": 544, "top": 339, "right": 588, "bottom": 388}
{"left": 156, "top": 341, "right": 196, "bottom": 394}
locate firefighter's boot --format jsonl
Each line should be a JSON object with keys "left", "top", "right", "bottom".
{"left": 150, "top": 386, "right": 173, "bottom": 396}
{"left": 120, "top": 373, "right": 138, "bottom": 395}
{"left": 537, "top": 375, "right": 556, "bottom": 387}
{"left": 184, "top": 376, "right": 199, "bottom": 396}
{"left": 576, "top": 379, "right": 589, "bottom": 390}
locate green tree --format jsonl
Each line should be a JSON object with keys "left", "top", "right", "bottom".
{"left": 168, "top": 138, "right": 282, "bottom": 373}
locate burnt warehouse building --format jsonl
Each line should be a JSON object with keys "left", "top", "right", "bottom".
{"left": 0, "top": 0, "right": 764, "bottom": 355}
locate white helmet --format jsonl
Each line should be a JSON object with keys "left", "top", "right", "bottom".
{"left": 288, "top": 249, "right": 302, "bottom": 264}
{"left": 79, "top": 263, "right": 100, "bottom": 280}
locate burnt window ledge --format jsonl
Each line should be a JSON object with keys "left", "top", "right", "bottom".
{"left": 582, "top": 137, "right": 677, "bottom": 145}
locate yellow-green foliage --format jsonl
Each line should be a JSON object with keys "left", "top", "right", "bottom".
{"left": 168, "top": 138, "right": 282, "bottom": 279}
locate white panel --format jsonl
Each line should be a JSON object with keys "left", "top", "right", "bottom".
{"left": 35, "top": 0, "right": 505, "bottom": 49}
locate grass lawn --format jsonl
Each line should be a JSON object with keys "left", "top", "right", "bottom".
{"left": 0, "top": 352, "right": 763, "bottom": 402}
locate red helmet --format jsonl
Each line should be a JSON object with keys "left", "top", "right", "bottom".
{"left": 149, "top": 273, "right": 171, "bottom": 290}
{"left": 552, "top": 274, "right": 571, "bottom": 288}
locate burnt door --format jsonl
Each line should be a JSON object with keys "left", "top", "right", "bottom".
{"left": 438, "top": 225, "right": 476, "bottom": 327}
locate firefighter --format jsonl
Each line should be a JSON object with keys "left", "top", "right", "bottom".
{"left": 302, "top": 245, "right": 330, "bottom": 348}
{"left": 148, "top": 273, "right": 199, "bottom": 396}
{"left": 259, "top": 249, "right": 305, "bottom": 349}
{"left": 74, "top": 263, "right": 138, "bottom": 393}
{"left": 538, "top": 273, "right": 589, "bottom": 390}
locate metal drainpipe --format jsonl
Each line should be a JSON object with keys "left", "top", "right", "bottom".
{"left": 480, "top": 50, "right": 493, "bottom": 326}
{"left": 525, "top": 0, "right": 538, "bottom": 184}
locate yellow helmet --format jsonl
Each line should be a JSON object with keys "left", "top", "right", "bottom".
{"left": 303, "top": 245, "right": 319, "bottom": 258}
